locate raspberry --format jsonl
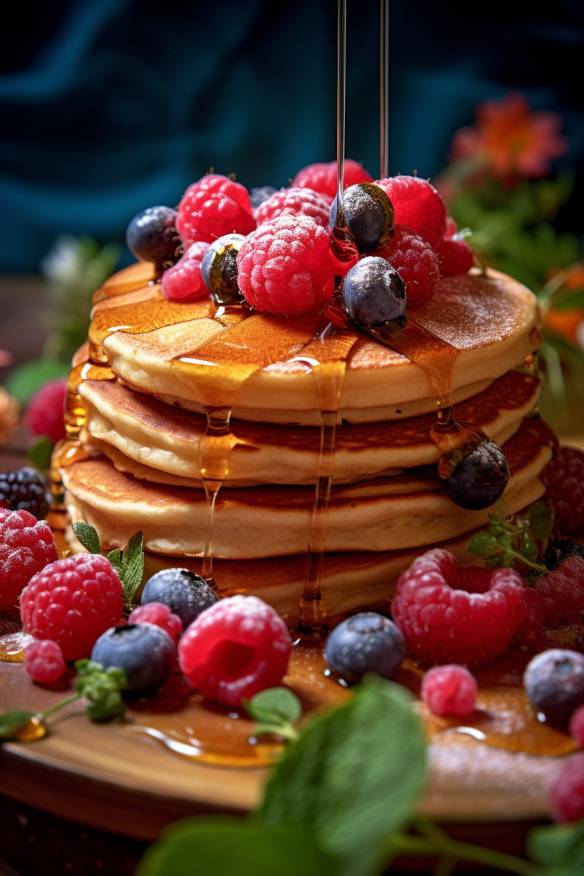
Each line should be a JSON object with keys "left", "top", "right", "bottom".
{"left": 178, "top": 595, "right": 292, "bottom": 707}
{"left": 129, "top": 602, "right": 183, "bottom": 643}
{"left": 542, "top": 448, "right": 584, "bottom": 537}
{"left": 25, "top": 639, "right": 66, "bottom": 685}
{"left": 570, "top": 705, "right": 584, "bottom": 747}
{"left": 293, "top": 159, "right": 372, "bottom": 199}
{"left": 255, "top": 187, "right": 330, "bottom": 228}
{"left": 0, "top": 467, "right": 51, "bottom": 519}
{"left": 0, "top": 509, "right": 57, "bottom": 612}
{"left": 535, "top": 556, "right": 584, "bottom": 626}
{"left": 177, "top": 174, "right": 255, "bottom": 246}
{"left": 380, "top": 225, "right": 440, "bottom": 307}
{"left": 237, "top": 214, "right": 335, "bottom": 316}
{"left": 162, "top": 241, "right": 209, "bottom": 301}
{"left": 516, "top": 587, "right": 547, "bottom": 649}
{"left": 374, "top": 176, "right": 446, "bottom": 247}
{"left": 421, "top": 665, "right": 477, "bottom": 717}
{"left": 549, "top": 753, "right": 584, "bottom": 822}
{"left": 20, "top": 554, "right": 124, "bottom": 660}
{"left": 26, "top": 378, "right": 66, "bottom": 444}
{"left": 391, "top": 549, "right": 527, "bottom": 667}
{"left": 435, "top": 236, "right": 475, "bottom": 276}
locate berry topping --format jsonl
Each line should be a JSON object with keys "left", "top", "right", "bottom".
{"left": 524, "top": 649, "right": 584, "bottom": 725}
{"left": 374, "top": 176, "right": 446, "bottom": 247}
{"left": 250, "top": 186, "right": 277, "bottom": 209}
{"left": 20, "top": 554, "right": 124, "bottom": 660}
{"left": 129, "top": 602, "right": 183, "bottom": 643}
{"left": 91, "top": 623, "right": 176, "bottom": 695}
{"left": 444, "top": 438, "right": 510, "bottom": 511}
{"left": 380, "top": 225, "right": 440, "bottom": 307}
{"left": 141, "top": 568, "right": 218, "bottom": 628}
{"left": 201, "top": 233, "right": 245, "bottom": 305}
{"left": 324, "top": 612, "right": 405, "bottom": 684}
{"left": 330, "top": 183, "right": 394, "bottom": 253}
{"left": 293, "top": 159, "right": 372, "bottom": 199}
{"left": 341, "top": 256, "right": 406, "bottom": 329}
{"left": 516, "top": 587, "right": 547, "bottom": 650}
{"left": 549, "top": 753, "right": 584, "bottom": 823}
{"left": 237, "top": 214, "right": 334, "bottom": 316}
{"left": 126, "top": 206, "right": 180, "bottom": 269}
{"left": 177, "top": 174, "right": 255, "bottom": 246}
{"left": 178, "top": 595, "right": 292, "bottom": 707}
{"left": 392, "top": 549, "right": 527, "bottom": 667}
{"left": 544, "top": 539, "right": 584, "bottom": 571}
{"left": 534, "top": 556, "right": 584, "bottom": 626}
{"left": 0, "top": 509, "right": 57, "bottom": 612}
{"left": 542, "top": 447, "right": 584, "bottom": 537}
{"left": 421, "top": 665, "right": 478, "bottom": 717}
{"left": 255, "top": 187, "right": 330, "bottom": 228}
{"left": 435, "top": 235, "right": 474, "bottom": 276}
{"left": 25, "top": 639, "right": 66, "bottom": 685}
{"left": 26, "top": 378, "right": 66, "bottom": 444}
{"left": 0, "top": 466, "right": 51, "bottom": 519}
{"left": 161, "top": 241, "right": 209, "bottom": 302}
{"left": 570, "top": 705, "right": 584, "bottom": 747}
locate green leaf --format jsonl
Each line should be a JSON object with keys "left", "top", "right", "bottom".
{"left": 106, "top": 548, "right": 123, "bottom": 573}
{"left": 138, "top": 818, "right": 337, "bottom": 876}
{"left": 528, "top": 820, "right": 584, "bottom": 874}
{"left": 245, "top": 688, "right": 302, "bottom": 726}
{"left": 529, "top": 501, "right": 554, "bottom": 547}
{"left": 27, "top": 436, "right": 54, "bottom": 471}
{"left": 120, "top": 531, "right": 144, "bottom": 604}
{"left": 550, "top": 288, "right": 584, "bottom": 311}
{"left": 0, "top": 710, "right": 36, "bottom": 740}
{"left": 74, "top": 659, "right": 127, "bottom": 722}
{"left": 72, "top": 522, "right": 101, "bottom": 555}
{"left": 259, "top": 676, "right": 427, "bottom": 876}
{"left": 467, "top": 531, "right": 499, "bottom": 558}
{"left": 6, "top": 359, "right": 69, "bottom": 405}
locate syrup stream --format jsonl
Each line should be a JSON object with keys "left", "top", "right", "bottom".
{"left": 379, "top": 0, "right": 389, "bottom": 178}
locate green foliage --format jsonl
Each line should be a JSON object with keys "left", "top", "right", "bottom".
{"left": 71, "top": 522, "right": 144, "bottom": 604}
{"left": 0, "top": 711, "right": 35, "bottom": 740}
{"left": 27, "top": 436, "right": 55, "bottom": 471}
{"left": 74, "top": 659, "right": 127, "bottom": 722}
{"left": 6, "top": 358, "right": 69, "bottom": 405}
{"left": 528, "top": 820, "right": 584, "bottom": 875}
{"left": 244, "top": 687, "right": 302, "bottom": 740}
{"left": 468, "top": 503, "right": 551, "bottom": 577}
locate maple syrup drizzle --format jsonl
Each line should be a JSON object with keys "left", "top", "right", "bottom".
{"left": 0, "top": 630, "right": 33, "bottom": 663}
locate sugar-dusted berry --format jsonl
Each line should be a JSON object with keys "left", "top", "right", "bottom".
{"left": 25, "top": 639, "right": 66, "bottom": 685}
{"left": 255, "top": 187, "right": 330, "bottom": 228}
{"left": 0, "top": 509, "right": 57, "bottom": 612}
{"left": 177, "top": 174, "right": 255, "bottom": 246}
{"left": 542, "top": 447, "right": 584, "bottom": 537}
{"left": 535, "top": 556, "right": 584, "bottom": 626}
{"left": 293, "top": 159, "right": 372, "bottom": 199}
{"left": 379, "top": 225, "right": 439, "bottom": 307}
{"left": 374, "top": 176, "right": 446, "bottom": 248}
{"left": 129, "top": 602, "right": 183, "bottom": 643}
{"left": 92, "top": 623, "right": 176, "bottom": 695}
{"left": 162, "top": 241, "right": 209, "bottom": 301}
{"left": 421, "top": 665, "right": 477, "bottom": 717}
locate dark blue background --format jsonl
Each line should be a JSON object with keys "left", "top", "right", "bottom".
{"left": 1, "top": 0, "right": 583, "bottom": 270}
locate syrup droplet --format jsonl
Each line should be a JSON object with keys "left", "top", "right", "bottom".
{"left": 0, "top": 631, "right": 34, "bottom": 663}
{"left": 15, "top": 716, "right": 47, "bottom": 743}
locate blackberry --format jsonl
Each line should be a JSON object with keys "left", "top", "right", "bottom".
{"left": 0, "top": 467, "right": 51, "bottom": 519}
{"left": 544, "top": 539, "right": 584, "bottom": 571}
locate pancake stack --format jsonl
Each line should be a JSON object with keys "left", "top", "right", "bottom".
{"left": 59, "top": 261, "right": 551, "bottom": 624}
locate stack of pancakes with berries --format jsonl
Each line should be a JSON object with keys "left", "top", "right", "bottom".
{"left": 61, "top": 159, "right": 552, "bottom": 626}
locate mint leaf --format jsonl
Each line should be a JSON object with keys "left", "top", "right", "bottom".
{"left": 73, "top": 522, "right": 101, "bottom": 555}
{"left": 106, "top": 548, "right": 123, "bottom": 574}
{"left": 74, "top": 659, "right": 127, "bottom": 722}
{"left": 0, "top": 710, "right": 36, "bottom": 740}
{"left": 138, "top": 818, "right": 336, "bottom": 876}
{"left": 259, "top": 676, "right": 426, "bottom": 876}
{"left": 246, "top": 688, "right": 302, "bottom": 726}
{"left": 528, "top": 820, "right": 584, "bottom": 874}
{"left": 467, "top": 531, "right": 499, "bottom": 558}
{"left": 120, "top": 531, "right": 144, "bottom": 604}
{"left": 27, "top": 436, "right": 54, "bottom": 471}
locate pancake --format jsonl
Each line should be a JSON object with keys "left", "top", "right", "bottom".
{"left": 96, "top": 267, "right": 539, "bottom": 424}
{"left": 63, "top": 418, "right": 553, "bottom": 559}
{"left": 80, "top": 370, "right": 540, "bottom": 486}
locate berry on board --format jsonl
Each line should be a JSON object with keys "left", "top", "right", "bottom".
{"left": 570, "top": 704, "right": 584, "bottom": 748}
{"left": 161, "top": 241, "right": 209, "bottom": 302}
{"left": 542, "top": 447, "right": 584, "bottom": 537}
{"left": 126, "top": 206, "right": 180, "bottom": 268}
{"left": 129, "top": 602, "right": 183, "bottom": 643}
{"left": 0, "top": 509, "right": 57, "bottom": 612}
{"left": 141, "top": 568, "right": 218, "bottom": 628}
{"left": 91, "top": 623, "right": 176, "bottom": 696}
{"left": 25, "top": 639, "right": 66, "bottom": 685}
{"left": 26, "top": 378, "right": 66, "bottom": 444}
{"left": 444, "top": 438, "right": 509, "bottom": 511}
{"left": 379, "top": 225, "right": 439, "bottom": 307}
{"left": 177, "top": 174, "right": 255, "bottom": 246}
{"left": 255, "top": 187, "right": 330, "bottom": 228}
{"left": 329, "top": 183, "right": 394, "bottom": 252}
{"left": 374, "top": 175, "right": 446, "bottom": 248}
{"left": 549, "top": 753, "right": 584, "bottom": 823}
{"left": 0, "top": 467, "right": 51, "bottom": 520}
{"left": 524, "top": 649, "right": 584, "bottom": 725}
{"left": 535, "top": 556, "right": 584, "bottom": 627}
{"left": 421, "top": 665, "right": 478, "bottom": 717}
{"left": 201, "top": 233, "right": 245, "bottom": 306}
{"left": 293, "top": 159, "right": 372, "bottom": 199}
{"left": 341, "top": 256, "right": 406, "bottom": 329}
{"left": 324, "top": 612, "right": 405, "bottom": 684}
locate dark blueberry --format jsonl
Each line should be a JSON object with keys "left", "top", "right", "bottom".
{"left": 201, "top": 233, "right": 245, "bottom": 306}
{"left": 126, "top": 206, "right": 180, "bottom": 269}
{"left": 330, "top": 183, "right": 394, "bottom": 252}
{"left": 544, "top": 539, "right": 584, "bottom": 571}
{"left": 0, "top": 467, "right": 50, "bottom": 519}
{"left": 91, "top": 624, "right": 175, "bottom": 695}
{"left": 250, "top": 186, "right": 277, "bottom": 209}
{"left": 141, "top": 568, "right": 219, "bottom": 628}
{"left": 444, "top": 439, "right": 509, "bottom": 511}
{"left": 524, "top": 648, "right": 584, "bottom": 725}
{"left": 341, "top": 256, "right": 406, "bottom": 329}
{"left": 325, "top": 612, "right": 405, "bottom": 684}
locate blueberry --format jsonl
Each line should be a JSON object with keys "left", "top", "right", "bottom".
{"left": 126, "top": 206, "right": 179, "bottom": 269}
{"left": 544, "top": 539, "right": 584, "bottom": 571}
{"left": 141, "top": 568, "right": 219, "bottom": 628}
{"left": 250, "top": 186, "right": 277, "bottom": 209}
{"left": 524, "top": 649, "right": 584, "bottom": 725}
{"left": 201, "top": 233, "right": 245, "bottom": 306}
{"left": 330, "top": 183, "right": 394, "bottom": 252}
{"left": 341, "top": 256, "right": 406, "bottom": 330}
{"left": 444, "top": 438, "right": 509, "bottom": 511}
{"left": 91, "top": 624, "right": 175, "bottom": 695}
{"left": 325, "top": 612, "right": 405, "bottom": 684}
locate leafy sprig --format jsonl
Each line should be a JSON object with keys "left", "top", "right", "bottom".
{"left": 244, "top": 687, "right": 302, "bottom": 741}
{"left": 468, "top": 501, "right": 553, "bottom": 578}
{"left": 73, "top": 522, "right": 144, "bottom": 605}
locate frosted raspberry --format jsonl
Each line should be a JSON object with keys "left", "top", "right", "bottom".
{"left": 255, "top": 187, "right": 330, "bottom": 228}
{"left": 0, "top": 509, "right": 57, "bottom": 612}
{"left": 375, "top": 176, "right": 446, "bottom": 247}
{"left": 162, "top": 241, "right": 209, "bottom": 301}
{"left": 535, "top": 556, "right": 584, "bottom": 626}
{"left": 542, "top": 448, "right": 584, "bottom": 537}
{"left": 293, "top": 159, "right": 372, "bottom": 199}
{"left": 25, "top": 639, "right": 66, "bottom": 684}
{"left": 549, "top": 753, "right": 584, "bottom": 822}
{"left": 177, "top": 174, "right": 255, "bottom": 245}
{"left": 570, "top": 705, "right": 584, "bottom": 747}
{"left": 516, "top": 587, "right": 547, "bottom": 649}
{"left": 178, "top": 595, "right": 292, "bottom": 707}
{"left": 435, "top": 235, "right": 475, "bottom": 276}
{"left": 26, "top": 378, "right": 66, "bottom": 444}
{"left": 422, "top": 665, "right": 478, "bottom": 717}
{"left": 20, "top": 554, "right": 124, "bottom": 660}
{"left": 129, "top": 602, "right": 183, "bottom": 643}
{"left": 391, "top": 549, "right": 527, "bottom": 667}
{"left": 237, "top": 214, "right": 335, "bottom": 316}
{"left": 380, "top": 225, "right": 440, "bottom": 307}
